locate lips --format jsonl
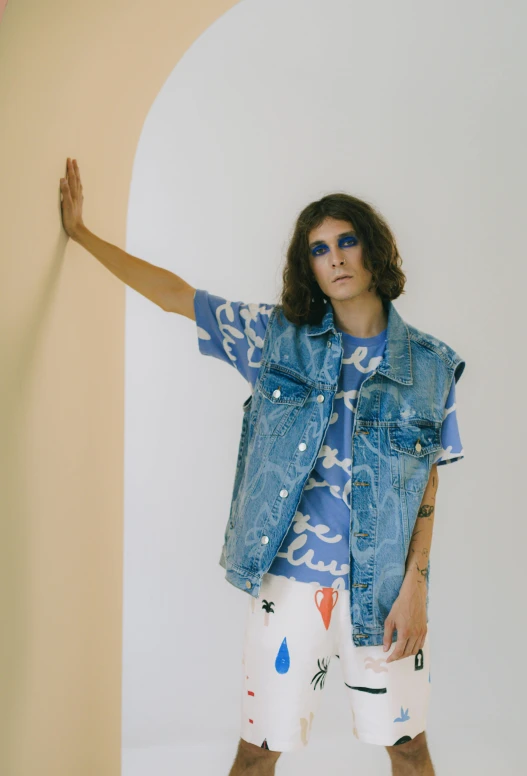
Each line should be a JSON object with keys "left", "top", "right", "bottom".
{"left": 333, "top": 275, "right": 352, "bottom": 282}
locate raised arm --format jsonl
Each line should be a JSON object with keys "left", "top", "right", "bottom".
{"left": 59, "top": 157, "right": 196, "bottom": 319}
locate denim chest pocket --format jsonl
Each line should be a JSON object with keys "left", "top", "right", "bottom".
{"left": 254, "top": 366, "right": 311, "bottom": 436}
{"left": 388, "top": 422, "right": 442, "bottom": 493}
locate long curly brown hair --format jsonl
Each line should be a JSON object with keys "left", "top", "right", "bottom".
{"left": 279, "top": 192, "right": 407, "bottom": 325}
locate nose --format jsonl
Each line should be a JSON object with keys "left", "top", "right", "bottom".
{"left": 330, "top": 247, "right": 346, "bottom": 266}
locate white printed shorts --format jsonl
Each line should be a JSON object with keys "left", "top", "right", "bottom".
{"left": 240, "top": 572, "right": 431, "bottom": 752}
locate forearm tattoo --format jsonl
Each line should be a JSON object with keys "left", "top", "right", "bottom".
{"left": 417, "top": 504, "right": 434, "bottom": 518}
{"left": 404, "top": 468, "right": 437, "bottom": 583}
{"left": 415, "top": 560, "right": 429, "bottom": 581}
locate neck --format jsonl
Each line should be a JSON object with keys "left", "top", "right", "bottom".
{"left": 331, "top": 292, "right": 388, "bottom": 338}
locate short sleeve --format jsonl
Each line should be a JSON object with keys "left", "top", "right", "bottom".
{"left": 432, "top": 374, "right": 464, "bottom": 466}
{"left": 193, "top": 289, "right": 274, "bottom": 388}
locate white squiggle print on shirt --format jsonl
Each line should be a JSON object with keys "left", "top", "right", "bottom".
{"left": 276, "top": 534, "right": 351, "bottom": 575}
{"left": 316, "top": 444, "right": 352, "bottom": 475}
{"left": 275, "top": 513, "right": 350, "bottom": 576}
{"left": 342, "top": 348, "right": 383, "bottom": 373}
{"left": 291, "top": 511, "right": 342, "bottom": 541}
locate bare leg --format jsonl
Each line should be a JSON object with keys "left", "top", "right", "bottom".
{"left": 228, "top": 737, "right": 282, "bottom": 776}
{"left": 385, "top": 731, "right": 435, "bottom": 775}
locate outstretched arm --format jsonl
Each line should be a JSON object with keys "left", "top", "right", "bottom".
{"left": 60, "top": 157, "right": 196, "bottom": 318}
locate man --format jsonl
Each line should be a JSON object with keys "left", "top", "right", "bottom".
{"left": 60, "top": 163, "right": 465, "bottom": 775}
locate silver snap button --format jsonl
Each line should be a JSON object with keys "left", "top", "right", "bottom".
{"left": 327, "top": 341, "right": 332, "bottom": 348}
{"left": 279, "top": 489, "right": 289, "bottom": 498}
{"left": 245, "top": 580, "right": 252, "bottom": 589}
{"left": 261, "top": 535, "right": 269, "bottom": 544}
{"left": 317, "top": 394, "right": 325, "bottom": 403}
{"left": 298, "top": 442, "right": 307, "bottom": 451}
{"left": 272, "top": 389, "right": 281, "bottom": 399}
{"left": 415, "top": 440, "right": 422, "bottom": 452}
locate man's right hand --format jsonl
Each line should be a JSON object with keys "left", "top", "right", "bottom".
{"left": 60, "top": 157, "right": 85, "bottom": 240}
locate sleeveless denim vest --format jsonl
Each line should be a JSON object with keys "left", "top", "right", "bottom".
{"left": 219, "top": 298, "right": 465, "bottom": 647}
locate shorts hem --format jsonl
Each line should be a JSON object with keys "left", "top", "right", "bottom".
{"left": 240, "top": 734, "right": 308, "bottom": 753}
{"left": 354, "top": 727, "right": 427, "bottom": 746}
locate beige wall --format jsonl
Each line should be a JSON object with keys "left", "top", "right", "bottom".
{"left": 0, "top": 2, "right": 237, "bottom": 773}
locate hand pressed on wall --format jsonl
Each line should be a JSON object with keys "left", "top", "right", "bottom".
{"left": 59, "top": 157, "right": 85, "bottom": 240}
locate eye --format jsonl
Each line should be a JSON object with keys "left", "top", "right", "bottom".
{"left": 311, "top": 236, "right": 357, "bottom": 257}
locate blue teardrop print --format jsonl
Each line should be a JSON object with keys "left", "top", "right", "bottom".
{"left": 275, "top": 637, "right": 290, "bottom": 674}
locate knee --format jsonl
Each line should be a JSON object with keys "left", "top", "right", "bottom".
{"left": 237, "top": 736, "right": 282, "bottom": 761}
{"left": 229, "top": 739, "right": 281, "bottom": 776}
{"left": 386, "top": 730, "right": 428, "bottom": 757}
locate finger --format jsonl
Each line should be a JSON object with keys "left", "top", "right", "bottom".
{"left": 60, "top": 179, "right": 72, "bottom": 206}
{"left": 383, "top": 622, "right": 394, "bottom": 652}
{"left": 386, "top": 639, "right": 408, "bottom": 663}
{"left": 408, "top": 636, "right": 420, "bottom": 656}
{"left": 67, "top": 158, "right": 78, "bottom": 198}
{"left": 73, "top": 159, "right": 82, "bottom": 190}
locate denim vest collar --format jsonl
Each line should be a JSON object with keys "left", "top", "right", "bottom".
{"left": 307, "top": 299, "right": 413, "bottom": 385}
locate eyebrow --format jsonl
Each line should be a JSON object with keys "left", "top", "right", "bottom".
{"left": 309, "top": 230, "right": 357, "bottom": 249}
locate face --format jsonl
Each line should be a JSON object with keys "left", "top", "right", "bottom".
{"left": 308, "top": 217, "right": 375, "bottom": 303}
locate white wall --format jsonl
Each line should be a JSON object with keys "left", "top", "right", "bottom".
{"left": 122, "top": 0, "right": 526, "bottom": 773}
